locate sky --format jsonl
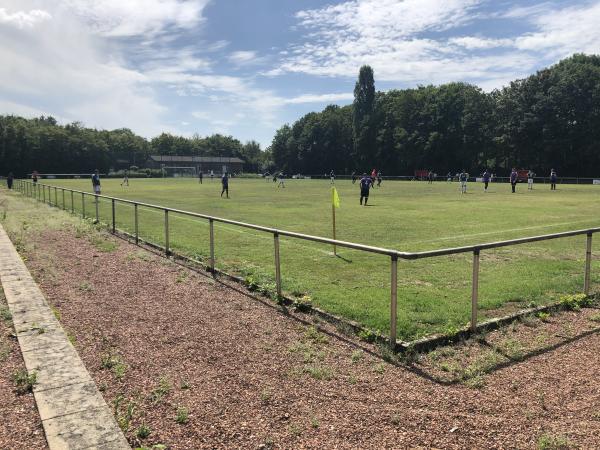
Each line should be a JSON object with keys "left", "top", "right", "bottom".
{"left": 1, "top": 0, "right": 600, "bottom": 148}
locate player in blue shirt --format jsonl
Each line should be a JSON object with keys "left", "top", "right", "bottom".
{"left": 221, "top": 172, "right": 229, "bottom": 198}
{"left": 359, "top": 173, "right": 372, "bottom": 205}
{"left": 459, "top": 170, "right": 468, "bottom": 194}
{"left": 510, "top": 168, "right": 518, "bottom": 193}
{"left": 482, "top": 169, "right": 490, "bottom": 192}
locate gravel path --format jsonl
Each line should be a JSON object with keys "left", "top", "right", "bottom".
{"left": 19, "top": 226, "right": 600, "bottom": 449}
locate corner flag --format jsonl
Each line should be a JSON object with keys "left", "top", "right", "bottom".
{"left": 332, "top": 187, "right": 340, "bottom": 208}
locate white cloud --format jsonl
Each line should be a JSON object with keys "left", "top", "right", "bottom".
{"left": 62, "top": 0, "right": 209, "bottom": 37}
{"left": 229, "top": 50, "right": 257, "bottom": 64}
{"left": 284, "top": 93, "right": 354, "bottom": 104}
{"left": 0, "top": 7, "right": 51, "bottom": 28}
{"left": 270, "top": 0, "right": 600, "bottom": 91}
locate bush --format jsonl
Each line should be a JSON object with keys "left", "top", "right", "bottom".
{"left": 559, "top": 294, "right": 592, "bottom": 311}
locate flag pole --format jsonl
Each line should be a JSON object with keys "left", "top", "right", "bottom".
{"left": 332, "top": 199, "right": 337, "bottom": 256}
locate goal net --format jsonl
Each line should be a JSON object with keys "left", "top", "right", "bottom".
{"left": 162, "top": 166, "right": 197, "bottom": 178}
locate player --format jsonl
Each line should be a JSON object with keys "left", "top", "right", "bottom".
{"left": 91, "top": 169, "right": 101, "bottom": 195}
{"left": 482, "top": 169, "right": 491, "bottom": 192}
{"left": 376, "top": 171, "right": 382, "bottom": 187}
{"left": 458, "top": 170, "right": 468, "bottom": 194}
{"left": 447, "top": 172, "right": 452, "bottom": 182}
{"left": 277, "top": 172, "right": 286, "bottom": 188}
{"left": 427, "top": 170, "right": 434, "bottom": 184}
{"left": 210, "top": 170, "right": 214, "bottom": 182}
{"left": 527, "top": 170, "right": 535, "bottom": 190}
{"left": 32, "top": 170, "right": 39, "bottom": 184}
{"left": 351, "top": 171, "right": 357, "bottom": 184}
{"left": 359, "top": 173, "right": 372, "bottom": 205}
{"left": 120, "top": 169, "right": 129, "bottom": 187}
{"left": 6, "top": 172, "right": 14, "bottom": 189}
{"left": 330, "top": 170, "right": 335, "bottom": 184}
{"left": 550, "top": 169, "right": 557, "bottom": 190}
{"left": 371, "top": 168, "right": 377, "bottom": 186}
{"left": 199, "top": 171, "right": 203, "bottom": 184}
{"left": 221, "top": 172, "right": 229, "bottom": 198}
{"left": 510, "top": 168, "right": 518, "bottom": 193}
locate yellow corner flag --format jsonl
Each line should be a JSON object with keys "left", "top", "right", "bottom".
{"left": 332, "top": 187, "right": 340, "bottom": 208}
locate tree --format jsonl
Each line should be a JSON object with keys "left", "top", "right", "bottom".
{"left": 353, "top": 65, "right": 376, "bottom": 169}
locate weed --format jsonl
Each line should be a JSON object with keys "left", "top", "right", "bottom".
{"left": 100, "top": 351, "right": 126, "bottom": 380}
{"left": 0, "top": 306, "right": 12, "bottom": 323}
{"left": 390, "top": 413, "right": 401, "bottom": 425}
{"left": 11, "top": 369, "right": 37, "bottom": 394}
{"left": 293, "top": 295, "right": 312, "bottom": 312}
{"left": 50, "top": 306, "right": 61, "bottom": 321}
{"left": 90, "top": 235, "right": 118, "bottom": 252}
{"left": 373, "top": 362, "right": 386, "bottom": 375}
{"left": 180, "top": 380, "right": 190, "bottom": 390}
{"left": 305, "top": 326, "right": 328, "bottom": 344}
{"left": 175, "top": 407, "right": 189, "bottom": 424}
{"left": 351, "top": 350, "right": 363, "bottom": 363}
{"left": 113, "top": 395, "right": 136, "bottom": 432}
{"left": 589, "top": 312, "right": 600, "bottom": 323}
{"left": 358, "top": 327, "right": 379, "bottom": 343}
{"left": 78, "top": 281, "right": 94, "bottom": 292}
{"left": 500, "top": 338, "right": 525, "bottom": 361}
{"left": 67, "top": 332, "right": 77, "bottom": 345}
{"left": 348, "top": 373, "right": 358, "bottom": 385}
{"left": 310, "top": 416, "right": 319, "bottom": 428}
{"left": 536, "top": 312, "right": 551, "bottom": 322}
{"left": 260, "top": 388, "right": 272, "bottom": 404}
{"left": 537, "top": 433, "right": 571, "bottom": 449}
{"left": 559, "top": 293, "right": 591, "bottom": 311}
{"left": 519, "top": 314, "right": 538, "bottom": 328}
{"left": 289, "top": 423, "right": 302, "bottom": 437}
{"left": 136, "top": 424, "right": 151, "bottom": 439}
{"left": 150, "top": 377, "right": 172, "bottom": 404}
{"left": 464, "top": 375, "right": 486, "bottom": 389}
{"left": 175, "top": 271, "right": 188, "bottom": 283}
{"left": 303, "top": 365, "right": 334, "bottom": 380}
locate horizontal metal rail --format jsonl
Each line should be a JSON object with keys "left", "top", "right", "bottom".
{"left": 11, "top": 179, "right": 599, "bottom": 349}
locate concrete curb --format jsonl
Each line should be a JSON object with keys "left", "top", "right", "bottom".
{"left": 0, "top": 225, "right": 130, "bottom": 450}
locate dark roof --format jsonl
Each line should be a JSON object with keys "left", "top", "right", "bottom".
{"left": 150, "top": 155, "right": 244, "bottom": 163}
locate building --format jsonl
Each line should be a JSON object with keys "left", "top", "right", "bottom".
{"left": 147, "top": 155, "right": 245, "bottom": 175}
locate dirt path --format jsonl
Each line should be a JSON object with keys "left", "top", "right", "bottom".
{"left": 5, "top": 194, "right": 600, "bottom": 449}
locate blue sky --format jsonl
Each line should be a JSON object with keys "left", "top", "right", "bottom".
{"left": 1, "top": 0, "right": 600, "bottom": 148}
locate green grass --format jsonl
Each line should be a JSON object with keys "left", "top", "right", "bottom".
{"left": 24, "top": 178, "right": 600, "bottom": 340}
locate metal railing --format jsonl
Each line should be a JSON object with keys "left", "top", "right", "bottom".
{"left": 11, "top": 179, "right": 599, "bottom": 348}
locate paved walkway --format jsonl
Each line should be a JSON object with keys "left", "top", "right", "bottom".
{"left": 0, "top": 225, "right": 129, "bottom": 450}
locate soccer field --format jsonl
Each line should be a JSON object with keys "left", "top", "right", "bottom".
{"left": 41, "top": 177, "right": 600, "bottom": 340}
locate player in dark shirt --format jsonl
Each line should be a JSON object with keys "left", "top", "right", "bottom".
{"left": 359, "top": 173, "right": 372, "bottom": 205}
{"left": 221, "top": 172, "right": 229, "bottom": 198}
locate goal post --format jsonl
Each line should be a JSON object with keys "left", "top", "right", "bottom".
{"left": 161, "top": 166, "right": 197, "bottom": 178}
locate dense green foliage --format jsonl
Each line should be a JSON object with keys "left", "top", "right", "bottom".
{"left": 272, "top": 54, "right": 600, "bottom": 176}
{"left": 0, "top": 116, "right": 268, "bottom": 176}
{"left": 2, "top": 54, "right": 599, "bottom": 177}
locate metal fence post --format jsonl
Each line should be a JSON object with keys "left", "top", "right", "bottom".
{"left": 274, "top": 232, "right": 282, "bottom": 299}
{"left": 471, "top": 249, "right": 480, "bottom": 332}
{"left": 82, "top": 193, "right": 85, "bottom": 218}
{"left": 585, "top": 232, "right": 593, "bottom": 295}
{"left": 111, "top": 199, "right": 116, "bottom": 233}
{"left": 390, "top": 254, "right": 398, "bottom": 349}
{"left": 71, "top": 190, "right": 74, "bottom": 213}
{"left": 43, "top": 185, "right": 46, "bottom": 203}
{"left": 94, "top": 195, "right": 99, "bottom": 223}
{"left": 209, "top": 219, "right": 215, "bottom": 273}
{"left": 62, "top": 189, "right": 65, "bottom": 210}
{"left": 164, "top": 209, "right": 170, "bottom": 255}
{"left": 54, "top": 187, "right": 58, "bottom": 206}
{"left": 134, "top": 203, "right": 139, "bottom": 244}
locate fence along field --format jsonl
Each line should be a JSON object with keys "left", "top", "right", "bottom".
{"left": 18, "top": 177, "right": 600, "bottom": 343}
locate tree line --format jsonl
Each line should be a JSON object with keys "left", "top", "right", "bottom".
{"left": 2, "top": 54, "right": 599, "bottom": 178}
{"left": 271, "top": 54, "right": 600, "bottom": 177}
{"left": 0, "top": 116, "right": 268, "bottom": 176}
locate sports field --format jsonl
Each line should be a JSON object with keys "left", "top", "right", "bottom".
{"left": 39, "top": 177, "right": 600, "bottom": 340}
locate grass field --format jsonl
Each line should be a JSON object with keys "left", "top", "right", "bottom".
{"left": 35, "top": 176, "right": 600, "bottom": 340}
